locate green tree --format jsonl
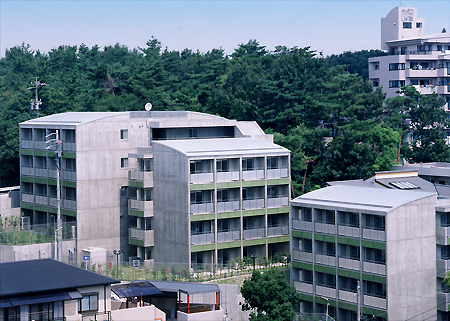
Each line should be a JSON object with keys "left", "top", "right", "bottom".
{"left": 241, "top": 269, "right": 300, "bottom": 321}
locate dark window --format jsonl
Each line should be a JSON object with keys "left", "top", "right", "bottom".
{"left": 401, "top": 47, "right": 407, "bottom": 55}
{"left": 120, "top": 129, "right": 128, "bottom": 140}
{"left": 403, "top": 22, "right": 412, "bottom": 28}
{"left": 79, "top": 293, "right": 98, "bottom": 312}
{"left": 416, "top": 22, "right": 422, "bottom": 28}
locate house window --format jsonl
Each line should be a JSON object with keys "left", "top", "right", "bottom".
{"left": 401, "top": 46, "right": 407, "bottom": 55}
{"left": 121, "top": 158, "right": 128, "bottom": 168}
{"left": 416, "top": 22, "right": 422, "bottom": 28}
{"left": 389, "top": 80, "right": 405, "bottom": 88}
{"left": 217, "top": 159, "right": 229, "bottom": 172}
{"left": 189, "top": 128, "right": 197, "bottom": 138}
{"left": 267, "top": 156, "right": 278, "bottom": 169}
{"left": 403, "top": 22, "right": 412, "bottom": 28}
{"left": 438, "top": 45, "right": 443, "bottom": 52}
{"left": 120, "top": 129, "right": 128, "bottom": 140}
{"left": 389, "top": 63, "right": 405, "bottom": 71}
{"left": 79, "top": 293, "right": 98, "bottom": 312}
{"left": 373, "top": 80, "right": 379, "bottom": 87}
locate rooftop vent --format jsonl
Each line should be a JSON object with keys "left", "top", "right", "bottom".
{"left": 389, "top": 181, "right": 420, "bottom": 190}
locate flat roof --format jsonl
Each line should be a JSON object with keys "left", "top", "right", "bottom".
{"left": 153, "top": 138, "right": 289, "bottom": 157}
{"left": 20, "top": 112, "right": 125, "bottom": 127}
{"left": 149, "top": 281, "right": 220, "bottom": 295}
{"left": 292, "top": 185, "right": 435, "bottom": 213}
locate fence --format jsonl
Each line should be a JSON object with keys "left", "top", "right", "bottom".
{"left": 0, "top": 222, "right": 76, "bottom": 246}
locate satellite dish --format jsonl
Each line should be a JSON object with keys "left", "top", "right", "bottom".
{"left": 145, "top": 102, "right": 152, "bottom": 111}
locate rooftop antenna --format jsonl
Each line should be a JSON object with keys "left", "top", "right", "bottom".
{"left": 145, "top": 102, "right": 153, "bottom": 145}
{"left": 27, "top": 77, "right": 48, "bottom": 117}
{"left": 145, "top": 102, "right": 152, "bottom": 111}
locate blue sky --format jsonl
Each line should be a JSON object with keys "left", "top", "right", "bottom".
{"left": 1, "top": 1, "right": 450, "bottom": 58}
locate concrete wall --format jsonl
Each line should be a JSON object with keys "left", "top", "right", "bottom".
{"left": 0, "top": 187, "right": 20, "bottom": 218}
{"left": 0, "top": 240, "right": 76, "bottom": 262}
{"left": 177, "top": 309, "right": 223, "bottom": 321}
{"left": 381, "top": 7, "right": 423, "bottom": 50}
{"left": 111, "top": 305, "right": 166, "bottom": 321}
{"left": 152, "top": 143, "right": 190, "bottom": 266}
{"left": 75, "top": 114, "right": 148, "bottom": 254}
{"left": 387, "top": 195, "right": 437, "bottom": 321}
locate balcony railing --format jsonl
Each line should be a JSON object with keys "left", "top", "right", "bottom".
{"left": 190, "top": 203, "right": 214, "bottom": 214}
{"left": 49, "top": 197, "right": 57, "bottom": 207}
{"left": 292, "top": 219, "right": 312, "bottom": 231}
{"left": 21, "top": 139, "right": 33, "bottom": 149}
{"left": 292, "top": 250, "right": 313, "bottom": 263}
{"left": 315, "top": 285, "right": 336, "bottom": 299}
{"left": 217, "top": 230, "right": 240, "bottom": 242}
{"left": 34, "top": 141, "right": 47, "bottom": 150}
{"left": 34, "top": 166, "right": 47, "bottom": 178}
{"left": 437, "top": 259, "right": 450, "bottom": 277}
{"left": 35, "top": 195, "right": 48, "bottom": 205}
{"left": 315, "top": 222, "right": 336, "bottom": 234}
{"left": 363, "top": 294, "right": 386, "bottom": 309}
{"left": 129, "top": 227, "right": 154, "bottom": 247}
{"left": 267, "top": 197, "right": 289, "bottom": 208}
{"left": 242, "top": 169, "right": 264, "bottom": 181}
{"left": 339, "top": 289, "right": 357, "bottom": 303}
{"left": 62, "top": 170, "right": 76, "bottom": 181}
{"left": 315, "top": 253, "right": 336, "bottom": 267}
{"left": 267, "top": 224, "right": 289, "bottom": 236}
{"left": 21, "top": 166, "right": 34, "bottom": 176}
{"left": 21, "top": 193, "right": 34, "bottom": 203}
{"left": 190, "top": 172, "right": 214, "bottom": 184}
{"left": 293, "top": 280, "right": 313, "bottom": 294}
{"left": 337, "top": 225, "right": 360, "bottom": 238}
{"left": 191, "top": 232, "right": 215, "bottom": 245}
{"left": 363, "top": 261, "right": 386, "bottom": 275}
{"left": 362, "top": 228, "right": 386, "bottom": 241}
{"left": 338, "top": 257, "right": 360, "bottom": 271}
{"left": 243, "top": 227, "right": 265, "bottom": 239}
{"left": 62, "top": 199, "right": 76, "bottom": 210}
{"left": 216, "top": 171, "right": 239, "bottom": 182}
{"left": 62, "top": 141, "right": 76, "bottom": 152}
{"left": 437, "top": 292, "right": 450, "bottom": 312}
{"left": 217, "top": 200, "right": 239, "bottom": 212}
{"left": 242, "top": 199, "right": 264, "bottom": 210}
{"left": 267, "top": 168, "right": 289, "bottom": 179}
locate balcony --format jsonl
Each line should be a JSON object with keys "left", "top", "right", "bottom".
{"left": 21, "top": 193, "right": 34, "bottom": 203}
{"left": 363, "top": 294, "right": 386, "bottom": 309}
{"left": 217, "top": 229, "right": 240, "bottom": 242}
{"left": 217, "top": 201, "right": 239, "bottom": 212}
{"left": 315, "top": 285, "right": 336, "bottom": 299}
{"left": 267, "top": 197, "right": 289, "bottom": 208}
{"left": 437, "top": 259, "right": 450, "bottom": 277}
{"left": 293, "top": 280, "right": 313, "bottom": 294}
{"left": 129, "top": 170, "right": 153, "bottom": 187}
{"left": 242, "top": 170, "right": 264, "bottom": 181}
{"left": 49, "top": 197, "right": 57, "bottom": 207}
{"left": 62, "top": 199, "right": 76, "bottom": 210}
{"left": 437, "top": 84, "right": 450, "bottom": 95}
{"left": 438, "top": 67, "right": 448, "bottom": 77}
{"left": 315, "top": 253, "right": 336, "bottom": 267}
{"left": 34, "top": 166, "right": 47, "bottom": 178}
{"left": 48, "top": 169, "right": 57, "bottom": 179}
{"left": 62, "top": 141, "right": 76, "bottom": 152}
{"left": 21, "top": 166, "right": 34, "bottom": 176}
{"left": 190, "top": 203, "right": 214, "bottom": 214}
{"left": 436, "top": 226, "right": 450, "bottom": 245}
{"left": 405, "top": 68, "right": 438, "bottom": 78}
{"left": 191, "top": 232, "right": 215, "bottom": 245}
{"left": 129, "top": 227, "right": 154, "bottom": 247}
{"left": 21, "top": 139, "right": 33, "bottom": 149}
{"left": 363, "top": 261, "right": 386, "bottom": 275}
{"left": 292, "top": 250, "right": 313, "bottom": 262}
{"left": 362, "top": 228, "right": 385, "bottom": 241}
{"left": 292, "top": 219, "right": 312, "bottom": 231}
{"left": 62, "top": 169, "right": 76, "bottom": 181}
{"left": 338, "top": 257, "right": 360, "bottom": 271}
{"left": 216, "top": 171, "right": 239, "bottom": 183}
{"left": 338, "top": 225, "right": 360, "bottom": 238}
{"left": 242, "top": 199, "right": 264, "bottom": 210}
{"left": 267, "top": 224, "right": 289, "bottom": 237}
{"left": 35, "top": 195, "right": 48, "bottom": 206}
{"left": 437, "top": 292, "right": 450, "bottom": 312}
{"left": 267, "top": 168, "right": 289, "bottom": 179}
{"left": 34, "top": 141, "right": 46, "bottom": 150}
{"left": 190, "top": 172, "right": 213, "bottom": 184}
{"left": 129, "top": 199, "right": 154, "bottom": 217}
{"left": 412, "top": 84, "right": 437, "bottom": 94}
{"left": 339, "top": 289, "right": 357, "bottom": 303}
{"left": 314, "top": 222, "right": 336, "bottom": 235}
{"left": 243, "top": 227, "right": 265, "bottom": 239}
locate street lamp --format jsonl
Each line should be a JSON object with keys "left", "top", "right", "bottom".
{"left": 250, "top": 254, "right": 257, "bottom": 271}
{"left": 113, "top": 250, "right": 121, "bottom": 279}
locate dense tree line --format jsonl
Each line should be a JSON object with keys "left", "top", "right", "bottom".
{"left": 1, "top": 39, "right": 449, "bottom": 193}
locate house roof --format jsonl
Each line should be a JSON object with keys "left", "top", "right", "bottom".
{"left": 149, "top": 281, "right": 220, "bottom": 295}
{"left": 20, "top": 112, "right": 125, "bottom": 127}
{"left": 292, "top": 185, "right": 435, "bottom": 213}
{"left": 0, "top": 259, "right": 119, "bottom": 297}
{"left": 153, "top": 138, "right": 289, "bottom": 157}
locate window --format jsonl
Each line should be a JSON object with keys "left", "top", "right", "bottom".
{"left": 242, "top": 158, "right": 254, "bottom": 171}
{"left": 374, "top": 62, "right": 379, "bottom": 70}
{"left": 144, "top": 188, "right": 152, "bottom": 201}
{"left": 217, "top": 189, "right": 229, "bottom": 202}
{"left": 389, "top": 80, "right": 405, "bottom": 88}
{"left": 139, "top": 159, "right": 152, "bottom": 172}
{"left": 189, "top": 128, "right": 197, "bottom": 138}
{"left": 438, "top": 45, "right": 443, "bottom": 52}
{"left": 389, "top": 63, "right": 405, "bottom": 71}
{"left": 120, "top": 129, "right": 128, "bottom": 140}
{"left": 267, "top": 156, "right": 278, "bottom": 169}
{"left": 79, "top": 293, "right": 98, "bottom": 312}
{"left": 417, "top": 44, "right": 430, "bottom": 52}
{"left": 120, "top": 186, "right": 128, "bottom": 197}
{"left": 401, "top": 46, "right": 407, "bottom": 55}
{"left": 373, "top": 80, "right": 379, "bottom": 87}
{"left": 403, "top": 22, "right": 412, "bottom": 28}
{"left": 217, "top": 159, "right": 229, "bottom": 172}
{"left": 301, "top": 207, "right": 312, "bottom": 222}
{"left": 416, "top": 22, "right": 422, "bottom": 28}
{"left": 121, "top": 158, "right": 128, "bottom": 168}
{"left": 410, "top": 79, "right": 419, "bottom": 86}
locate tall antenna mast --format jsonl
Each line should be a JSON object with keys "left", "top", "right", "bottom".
{"left": 27, "top": 77, "right": 48, "bottom": 117}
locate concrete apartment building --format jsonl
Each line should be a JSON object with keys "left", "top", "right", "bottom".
{"left": 369, "top": 7, "right": 450, "bottom": 109}
{"left": 18, "top": 111, "right": 290, "bottom": 268}
{"left": 290, "top": 170, "right": 450, "bottom": 321}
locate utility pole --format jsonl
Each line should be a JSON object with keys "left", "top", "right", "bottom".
{"left": 46, "top": 130, "right": 62, "bottom": 261}
{"left": 27, "top": 77, "right": 48, "bottom": 117}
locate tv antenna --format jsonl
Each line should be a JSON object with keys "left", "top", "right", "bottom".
{"left": 27, "top": 77, "right": 48, "bottom": 117}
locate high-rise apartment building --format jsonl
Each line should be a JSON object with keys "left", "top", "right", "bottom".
{"left": 369, "top": 7, "right": 450, "bottom": 110}
{"left": 19, "top": 111, "right": 290, "bottom": 268}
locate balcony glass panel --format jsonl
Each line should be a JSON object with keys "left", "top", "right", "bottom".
{"left": 191, "top": 232, "right": 215, "bottom": 245}
{"left": 243, "top": 227, "right": 265, "bottom": 239}
{"left": 292, "top": 250, "right": 313, "bottom": 262}
{"left": 267, "top": 224, "right": 289, "bottom": 236}
{"left": 293, "top": 280, "right": 313, "bottom": 294}
{"left": 217, "top": 229, "right": 240, "bottom": 242}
